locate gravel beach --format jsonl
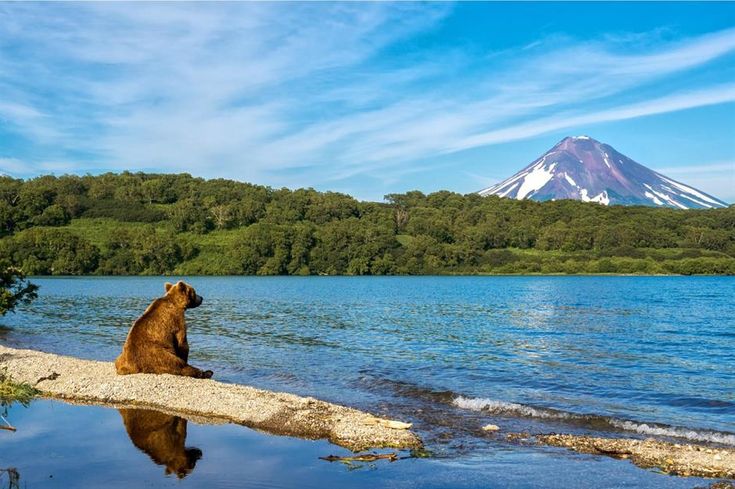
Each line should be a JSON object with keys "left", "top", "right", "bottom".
{"left": 0, "top": 345, "right": 421, "bottom": 451}
{"left": 536, "top": 433, "right": 735, "bottom": 479}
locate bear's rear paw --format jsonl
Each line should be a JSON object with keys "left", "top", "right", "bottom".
{"left": 201, "top": 370, "right": 213, "bottom": 379}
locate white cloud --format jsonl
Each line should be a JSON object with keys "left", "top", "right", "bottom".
{"left": 0, "top": 158, "right": 81, "bottom": 176}
{"left": 0, "top": 3, "right": 733, "bottom": 195}
{"left": 654, "top": 161, "right": 735, "bottom": 174}
{"left": 0, "top": 157, "right": 25, "bottom": 175}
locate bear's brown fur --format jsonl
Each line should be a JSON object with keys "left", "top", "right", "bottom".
{"left": 119, "top": 408, "right": 202, "bottom": 479}
{"left": 114, "top": 281, "right": 213, "bottom": 379}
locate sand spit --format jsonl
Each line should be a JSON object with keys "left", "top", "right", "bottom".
{"left": 536, "top": 433, "right": 735, "bottom": 479}
{"left": 0, "top": 345, "right": 421, "bottom": 452}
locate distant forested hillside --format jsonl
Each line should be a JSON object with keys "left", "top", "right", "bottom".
{"left": 0, "top": 172, "right": 733, "bottom": 275}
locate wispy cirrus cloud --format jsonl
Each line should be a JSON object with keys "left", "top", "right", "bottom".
{"left": 451, "top": 84, "right": 735, "bottom": 153}
{"left": 0, "top": 3, "right": 733, "bottom": 199}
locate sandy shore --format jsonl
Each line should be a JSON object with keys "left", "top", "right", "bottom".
{"left": 0, "top": 345, "right": 421, "bottom": 451}
{"left": 536, "top": 433, "right": 735, "bottom": 479}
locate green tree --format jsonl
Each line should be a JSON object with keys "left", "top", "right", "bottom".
{"left": 169, "top": 198, "right": 212, "bottom": 233}
{"left": 0, "top": 263, "right": 38, "bottom": 315}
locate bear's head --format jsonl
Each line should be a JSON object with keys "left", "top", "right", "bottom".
{"left": 164, "top": 281, "right": 203, "bottom": 309}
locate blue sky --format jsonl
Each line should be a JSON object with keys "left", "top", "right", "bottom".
{"left": 0, "top": 2, "right": 733, "bottom": 202}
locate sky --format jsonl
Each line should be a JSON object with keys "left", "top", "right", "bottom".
{"left": 0, "top": 2, "right": 734, "bottom": 202}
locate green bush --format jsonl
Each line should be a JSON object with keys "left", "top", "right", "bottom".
{"left": 82, "top": 199, "right": 166, "bottom": 222}
{"left": 0, "top": 264, "right": 37, "bottom": 315}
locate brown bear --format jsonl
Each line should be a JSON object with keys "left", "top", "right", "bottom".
{"left": 115, "top": 281, "right": 213, "bottom": 379}
{"left": 119, "top": 408, "right": 202, "bottom": 479}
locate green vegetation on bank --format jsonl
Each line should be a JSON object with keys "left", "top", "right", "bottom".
{"left": 0, "top": 173, "right": 733, "bottom": 275}
{"left": 0, "top": 368, "right": 38, "bottom": 407}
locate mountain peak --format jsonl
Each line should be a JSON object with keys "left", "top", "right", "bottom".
{"left": 556, "top": 135, "right": 601, "bottom": 148}
{"left": 478, "top": 137, "right": 728, "bottom": 209}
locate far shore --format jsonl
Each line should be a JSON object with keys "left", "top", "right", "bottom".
{"left": 23, "top": 273, "right": 735, "bottom": 278}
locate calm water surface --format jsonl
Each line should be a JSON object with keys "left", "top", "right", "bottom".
{"left": 0, "top": 400, "right": 712, "bottom": 489}
{"left": 1, "top": 276, "right": 733, "bottom": 487}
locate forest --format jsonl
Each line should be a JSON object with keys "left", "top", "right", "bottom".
{"left": 0, "top": 172, "right": 733, "bottom": 276}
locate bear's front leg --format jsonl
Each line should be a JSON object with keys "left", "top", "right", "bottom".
{"left": 180, "top": 365, "right": 213, "bottom": 379}
{"left": 175, "top": 330, "right": 190, "bottom": 363}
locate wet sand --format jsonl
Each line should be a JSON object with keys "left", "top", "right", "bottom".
{"left": 0, "top": 345, "right": 421, "bottom": 451}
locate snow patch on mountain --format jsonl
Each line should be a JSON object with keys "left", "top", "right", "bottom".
{"left": 657, "top": 176, "right": 723, "bottom": 207}
{"left": 516, "top": 162, "right": 556, "bottom": 199}
{"left": 580, "top": 189, "right": 610, "bottom": 205}
{"left": 643, "top": 190, "right": 664, "bottom": 206}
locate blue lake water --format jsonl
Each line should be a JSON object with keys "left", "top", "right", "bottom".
{"left": 1, "top": 276, "right": 734, "bottom": 487}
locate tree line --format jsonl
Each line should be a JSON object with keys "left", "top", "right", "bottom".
{"left": 0, "top": 172, "right": 733, "bottom": 276}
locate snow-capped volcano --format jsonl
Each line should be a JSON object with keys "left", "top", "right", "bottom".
{"left": 479, "top": 136, "right": 728, "bottom": 209}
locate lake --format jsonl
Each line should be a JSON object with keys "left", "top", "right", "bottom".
{"left": 1, "top": 276, "right": 734, "bottom": 487}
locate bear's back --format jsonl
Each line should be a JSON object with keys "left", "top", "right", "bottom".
{"left": 134, "top": 297, "right": 182, "bottom": 332}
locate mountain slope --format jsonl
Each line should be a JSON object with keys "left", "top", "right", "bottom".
{"left": 479, "top": 136, "right": 728, "bottom": 209}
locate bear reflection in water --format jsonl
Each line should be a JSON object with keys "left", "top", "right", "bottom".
{"left": 118, "top": 408, "right": 202, "bottom": 479}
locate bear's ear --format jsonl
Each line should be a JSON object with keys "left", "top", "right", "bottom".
{"left": 177, "top": 281, "right": 187, "bottom": 292}
{"left": 164, "top": 282, "right": 173, "bottom": 292}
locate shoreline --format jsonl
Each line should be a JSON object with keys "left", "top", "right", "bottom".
{"left": 3, "top": 345, "right": 735, "bottom": 481}
{"left": 533, "top": 433, "right": 735, "bottom": 479}
{"left": 0, "top": 345, "right": 421, "bottom": 452}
